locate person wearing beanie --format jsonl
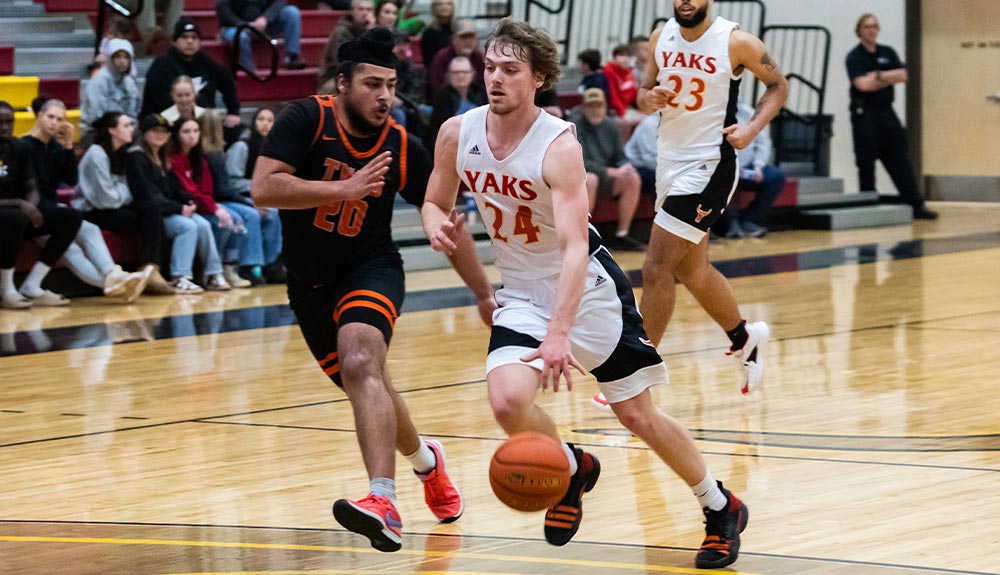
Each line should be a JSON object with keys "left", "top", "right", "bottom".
{"left": 139, "top": 18, "right": 242, "bottom": 130}
{"left": 81, "top": 38, "right": 141, "bottom": 139}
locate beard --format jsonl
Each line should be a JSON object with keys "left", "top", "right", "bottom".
{"left": 675, "top": 3, "right": 709, "bottom": 28}
{"left": 342, "top": 94, "right": 385, "bottom": 136}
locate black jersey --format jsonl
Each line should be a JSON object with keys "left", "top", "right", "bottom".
{"left": 260, "top": 95, "right": 432, "bottom": 285}
{"left": 846, "top": 43, "right": 904, "bottom": 111}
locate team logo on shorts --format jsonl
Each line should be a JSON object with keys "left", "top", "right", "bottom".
{"left": 639, "top": 337, "right": 655, "bottom": 347}
{"left": 695, "top": 204, "right": 713, "bottom": 223}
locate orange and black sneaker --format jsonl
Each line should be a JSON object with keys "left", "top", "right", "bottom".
{"left": 332, "top": 493, "right": 403, "bottom": 552}
{"left": 695, "top": 482, "right": 749, "bottom": 569}
{"left": 543, "top": 445, "right": 600, "bottom": 546}
{"left": 414, "top": 439, "right": 464, "bottom": 523}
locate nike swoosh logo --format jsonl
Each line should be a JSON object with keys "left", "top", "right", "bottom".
{"left": 385, "top": 513, "right": 402, "bottom": 528}
{"left": 639, "top": 337, "right": 654, "bottom": 347}
{"left": 322, "top": 134, "right": 337, "bottom": 141}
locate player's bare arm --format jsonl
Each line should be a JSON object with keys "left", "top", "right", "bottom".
{"left": 251, "top": 151, "right": 393, "bottom": 209}
{"left": 519, "top": 131, "right": 588, "bottom": 392}
{"left": 637, "top": 27, "right": 678, "bottom": 113}
{"left": 421, "top": 115, "right": 496, "bottom": 324}
{"left": 723, "top": 30, "right": 789, "bottom": 150}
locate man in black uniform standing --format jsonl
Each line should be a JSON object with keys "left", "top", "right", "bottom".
{"left": 251, "top": 28, "right": 495, "bottom": 553}
{"left": 846, "top": 13, "right": 937, "bottom": 220}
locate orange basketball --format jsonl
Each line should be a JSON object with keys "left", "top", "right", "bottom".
{"left": 489, "top": 432, "right": 572, "bottom": 512}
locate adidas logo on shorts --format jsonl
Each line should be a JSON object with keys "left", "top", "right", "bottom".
{"left": 595, "top": 275, "right": 607, "bottom": 287}
{"left": 469, "top": 145, "right": 481, "bottom": 155}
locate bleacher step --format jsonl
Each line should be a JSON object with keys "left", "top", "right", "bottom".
{"left": 0, "top": 4, "right": 44, "bottom": 16}
{"left": 798, "top": 204, "right": 912, "bottom": 230}
{"left": 14, "top": 47, "right": 91, "bottom": 76}
{"left": 0, "top": 15, "right": 77, "bottom": 34}
{"left": 3, "top": 29, "right": 93, "bottom": 47}
{"left": 401, "top": 240, "right": 496, "bottom": 272}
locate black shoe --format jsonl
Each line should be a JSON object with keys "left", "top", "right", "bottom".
{"left": 543, "top": 445, "right": 600, "bottom": 546}
{"left": 238, "top": 266, "right": 266, "bottom": 286}
{"left": 607, "top": 234, "right": 647, "bottom": 252}
{"left": 264, "top": 260, "right": 287, "bottom": 284}
{"left": 695, "top": 481, "right": 749, "bottom": 569}
{"left": 284, "top": 54, "right": 307, "bottom": 70}
{"left": 913, "top": 207, "right": 939, "bottom": 220}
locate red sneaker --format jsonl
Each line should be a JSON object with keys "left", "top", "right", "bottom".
{"left": 332, "top": 493, "right": 403, "bottom": 552}
{"left": 414, "top": 440, "right": 464, "bottom": 523}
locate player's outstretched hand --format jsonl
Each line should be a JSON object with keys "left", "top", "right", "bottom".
{"left": 722, "top": 123, "right": 756, "bottom": 150}
{"left": 644, "top": 86, "right": 677, "bottom": 110}
{"left": 521, "top": 335, "right": 586, "bottom": 393}
{"left": 428, "top": 208, "right": 466, "bottom": 256}
{"left": 340, "top": 151, "right": 392, "bottom": 200}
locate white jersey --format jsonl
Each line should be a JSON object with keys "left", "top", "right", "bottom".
{"left": 457, "top": 106, "right": 577, "bottom": 283}
{"left": 655, "top": 16, "right": 742, "bottom": 162}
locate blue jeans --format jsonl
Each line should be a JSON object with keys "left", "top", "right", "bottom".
{"left": 163, "top": 214, "right": 223, "bottom": 278}
{"left": 734, "top": 165, "right": 786, "bottom": 225}
{"left": 222, "top": 202, "right": 282, "bottom": 267}
{"left": 221, "top": 5, "right": 302, "bottom": 71}
{"left": 205, "top": 205, "right": 248, "bottom": 265}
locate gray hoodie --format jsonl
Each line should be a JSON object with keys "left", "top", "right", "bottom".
{"left": 82, "top": 38, "right": 141, "bottom": 135}
{"left": 73, "top": 144, "right": 132, "bottom": 211}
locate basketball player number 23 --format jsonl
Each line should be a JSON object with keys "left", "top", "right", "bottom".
{"left": 664, "top": 75, "right": 706, "bottom": 111}
{"left": 482, "top": 202, "right": 540, "bottom": 244}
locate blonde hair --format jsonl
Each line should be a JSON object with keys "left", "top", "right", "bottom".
{"left": 197, "top": 109, "right": 226, "bottom": 154}
{"left": 855, "top": 13, "right": 877, "bottom": 38}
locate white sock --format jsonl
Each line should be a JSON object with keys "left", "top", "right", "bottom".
{"left": 615, "top": 229, "right": 629, "bottom": 238}
{"left": 562, "top": 442, "right": 579, "bottom": 476}
{"left": 405, "top": 439, "right": 437, "bottom": 474}
{"left": 1, "top": 268, "right": 15, "bottom": 295}
{"left": 691, "top": 470, "right": 728, "bottom": 511}
{"left": 20, "top": 262, "right": 51, "bottom": 296}
{"left": 369, "top": 477, "right": 396, "bottom": 504}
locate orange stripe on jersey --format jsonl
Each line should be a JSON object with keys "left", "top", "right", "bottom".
{"left": 336, "top": 289, "right": 399, "bottom": 318}
{"left": 390, "top": 122, "right": 408, "bottom": 192}
{"left": 311, "top": 94, "right": 335, "bottom": 147}
{"left": 333, "top": 300, "right": 396, "bottom": 328}
{"left": 318, "top": 351, "right": 338, "bottom": 367}
{"left": 333, "top": 99, "right": 393, "bottom": 159}
{"left": 323, "top": 362, "right": 341, "bottom": 376}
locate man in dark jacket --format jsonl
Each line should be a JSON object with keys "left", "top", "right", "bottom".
{"left": 217, "top": 0, "right": 305, "bottom": 71}
{"left": 140, "top": 19, "right": 242, "bottom": 129}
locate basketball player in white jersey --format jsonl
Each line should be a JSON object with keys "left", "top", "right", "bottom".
{"left": 422, "top": 18, "right": 751, "bottom": 569}
{"left": 639, "top": 0, "right": 788, "bottom": 394}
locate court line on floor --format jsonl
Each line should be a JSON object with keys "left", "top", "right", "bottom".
{"left": 0, "top": 521, "right": 996, "bottom": 575}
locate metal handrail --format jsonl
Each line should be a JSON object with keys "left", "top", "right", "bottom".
{"left": 93, "top": 0, "right": 144, "bottom": 57}
{"left": 524, "top": 0, "right": 573, "bottom": 64}
{"left": 231, "top": 23, "right": 279, "bottom": 84}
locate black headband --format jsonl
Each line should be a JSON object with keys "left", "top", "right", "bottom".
{"left": 338, "top": 27, "right": 398, "bottom": 69}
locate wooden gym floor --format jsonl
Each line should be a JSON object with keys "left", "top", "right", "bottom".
{"left": 2, "top": 203, "right": 998, "bottom": 575}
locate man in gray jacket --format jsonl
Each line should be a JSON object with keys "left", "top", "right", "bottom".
{"left": 572, "top": 88, "right": 645, "bottom": 251}
{"left": 82, "top": 38, "right": 141, "bottom": 140}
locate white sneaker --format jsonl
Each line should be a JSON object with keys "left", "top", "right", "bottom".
{"left": 727, "top": 321, "right": 769, "bottom": 395}
{"left": 590, "top": 392, "right": 612, "bottom": 411}
{"left": 223, "top": 264, "right": 251, "bottom": 288}
{"left": 205, "top": 273, "right": 231, "bottom": 292}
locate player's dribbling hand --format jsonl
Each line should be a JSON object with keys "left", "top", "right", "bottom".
{"left": 429, "top": 208, "right": 465, "bottom": 256}
{"left": 722, "top": 123, "right": 756, "bottom": 150}
{"left": 521, "top": 336, "right": 586, "bottom": 393}
{"left": 341, "top": 151, "right": 392, "bottom": 200}
{"left": 644, "top": 86, "right": 677, "bottom": 110}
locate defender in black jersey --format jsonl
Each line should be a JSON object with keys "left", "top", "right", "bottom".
{"left": 252, "top": 28, "right": 495, "bottom": 553}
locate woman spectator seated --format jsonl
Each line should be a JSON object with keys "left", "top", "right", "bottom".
{"left": 226, "top": 106, "right": 286, "bottom": 283}
{"left": 419, "top": 0, "right": 454, "bottom": 71}
{"left": 160, "top": 76, "right": 206, "bottom": 126}
{"left": 25, "top": 101, "right": 158, "bottom": 301}
{"left": 126, "top": 114, "right": 218, "bottom": 294}
{"left": 427, "top": 55, "right": 486, "bottom": 151}
{"left": 169, "top": 116, "right": 240, "bottom": 290}
{"left": 200, "top": 110, "right": 282, "bottom": 286}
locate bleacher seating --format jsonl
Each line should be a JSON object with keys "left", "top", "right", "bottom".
{"left": 0, "top": 45, "right": 13, "bottom": 75}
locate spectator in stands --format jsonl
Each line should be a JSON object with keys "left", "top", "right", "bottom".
{"left": 81, "top": 38, "right": 141, "bottom": 141}
{"left": 0, "top": 100, "right": 80, "bottom": 308}
{"left": 719, "top": 101, "right": 786, "bottom": 238}
{"left": 90, "top": 16, "right": 138, "bottom": 77}
{"left": 420, "top": 0, "right": 455, "bottom": 70}
{"left": 427, "top": 18, "right": 484, "bottom": 102}
{"left": 577, "top": 49, "right": 610, "bottom": 102}
{"left": 630, "top": 35, "right": 649, "bottom": 87}
{"left": 217, "top": 0, "right": 306, "bottom": 71}
{"left": 624, "top": 109, "right": 659, "bottom": 197}
{"left": 535, "top": 88, "right": 563, "bottom": 119}
{"left": 201, "top": 110, "right": 282, "bottom": 286}
{"left": 572, "top": 88, "right": 645, "bottom": 251}
{"left": 169, "top": 117, "right": 236, "bottom": 291}
{"left": 603, "top": 44, "right": 638, "bottom": 118}
{"left": 140, "top": 19, "right": 242, "bottom": 131}
{"left": 390, "top": 31, "right": 429, "bottom": 130}
{"left": 136, "top": 0, "right": 184, "bottom": 54}
{"left": 160, "top": 76, "right": 206, "bottom": 125}
{"left": 74, "top": 110, "right": 172, "bottom": 294}
{"left": 28, "top": 106, "right": 157, "bottom": 302}
{"left": 127, "top": 114, "right": 200, "bottom": 294}
{"left": 847, "top": 13, "right": 937, "bottom": 220}
{"left": 226, "top": 105, "right": 286, "bottom": 283}
{"left": 375, "top": 0, "right": 399, "bottom": 29}
{"left": 428, "top": 55, "right": 486, "bottom": 151}
{"left": 319, "top": 0, "right": 374, "bottom": 92}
